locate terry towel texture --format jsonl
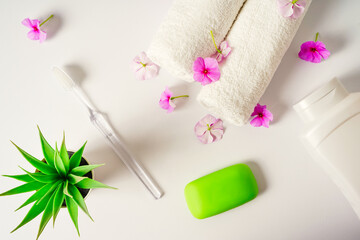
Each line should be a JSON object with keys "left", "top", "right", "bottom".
{"left": 147, "top": 0, "right": 246, "bottom": 82}
{"left": 197, "top": 0, "right": 312, "bottom": 126}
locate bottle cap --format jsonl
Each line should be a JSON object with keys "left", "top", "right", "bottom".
{"left": 293, "top": 78, "right": 349, "bottom": 123}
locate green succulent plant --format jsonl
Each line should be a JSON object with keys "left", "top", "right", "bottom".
{"left": 0, "top": 127, "right": 116, "bottom": 239}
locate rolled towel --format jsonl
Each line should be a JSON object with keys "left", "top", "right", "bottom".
{"left": 147, "top": 0, "right": 246, "bottom": 82}
{"left": 197, "top": 0, "right": 312, "bottom": 126}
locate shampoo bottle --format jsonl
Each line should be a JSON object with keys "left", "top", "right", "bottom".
{"left": 294, "top": 78, "right": 360, "bottom": 219}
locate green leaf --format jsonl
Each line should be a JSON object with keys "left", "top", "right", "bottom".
{"left": 68, "top": 174, "right": 87, "bottom": 184}
{"left": 60, "top": 132, "right": 70, "bottom": 173}
{"left": 76, "top": 178, "right": 117, "bottom": 190}
{"left": 70, "top": 164, "right": 104, "bottom": 176}
{"left": 65, "top": 195, "right": 80, "bottom": 236}
{"left": 37, "top": 126, "right": 55, "bottom": 168}
{"left": 15, "top": 183, "right": 54, "bottom": 211}
{"left": 67, "top": 184, "right": 93, "bottom": 221}
{"left": 11, "top": 189, "right": 53, "bottom": 233}
{"left": 54, "top": 145, "right": 66, "bottom": 177}
{"left": 11, "top": 141, "right": 57, "bottom": 175}
{"left": 0, "top": 181, "right": 45, "bottom": 196}
{"left": 19, "top": 166, "right": 60, "bottom": 183}
{"left": 69, "top": 142, "right": 87, "bottom": 170}
{"left": 52, "top": 183, "right": 65, "bottom": 226}
{"left": 36, "top": 180, "right": 61, "bottom": 205}
{"left": 36, "top": 190, "right": 56, "bottom": 240}
{"left": 2, "top": 174, "right": 34, "bottom": 182}
{"left": 63, "top": 180, "right": 71, "bottom": 198}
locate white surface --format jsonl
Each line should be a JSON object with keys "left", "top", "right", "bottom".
{"left": 0, "top": 0, "right": 359, "bottom": 239}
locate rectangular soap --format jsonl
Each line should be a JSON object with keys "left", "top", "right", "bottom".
{"left": 184, "top": 164, "right": 258, "bottom": 219}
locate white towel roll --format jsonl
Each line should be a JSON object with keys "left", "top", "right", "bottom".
{"left": 197, "top": 0, "right": 312, "bottom": 126}
{"left": 147, "top": 0, "right": 246, "bottom": 82}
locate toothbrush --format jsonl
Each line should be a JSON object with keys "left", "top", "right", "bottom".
{"left": 52, "top": 66, "right": 163, "bottom": 199}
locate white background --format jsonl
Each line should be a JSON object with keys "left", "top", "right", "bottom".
{"left": 0, "top": 0, "right": 360, "bottom": 239}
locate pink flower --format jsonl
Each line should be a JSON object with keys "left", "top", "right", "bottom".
{"left": 132, "top": 52, "right": 159, "bottom": 80}
{"left": 278, "top": 0, "right": 306, "bottom": 19}
{"left": 21, "top": 18, "right": 47, "bottom": 42}
{"left": 159, "top": 87, "right": 189, "bottom": 113}
{"left": 210, "top": 31, "right": 231, "bottom": 62}
{"left": 250, "top": 104, "right": 273, "bottom": 128}
{"left": 298, "top": 33, "right": 330, "bottom": 63}
{"left": 215, "top": 41, "right": 232, "bottom": 62}
{"left": 194, "top": 114, "right": 224, "bottom": 144}
{"left": 193, "top": 57, "right": 221, "bottom": 86}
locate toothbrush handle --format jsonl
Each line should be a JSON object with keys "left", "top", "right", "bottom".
{"left": 90, "top": 111, "right": 163, "bottom": 199}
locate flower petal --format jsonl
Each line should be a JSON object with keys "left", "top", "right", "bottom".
{"left": 21, "top": 18, "right": 33, "bottom": 28}
{"left": 251, "top": 104, "right": 265, "bottom": 116}
{"left": 193, "top": 72, "right": 205, "bottom": 83}
{"left": 250, "top": 117, "right": 264, "bottom": 127}
{"left": 262, "top": 118, "right": 270, "bottom": 128}
{"left": 292, "top": 2, "right": 305, "bottom": 19}
{"left": 144, "top": 64, "right": 159, "bottom": 79}
{"left": 211, "top": 119, "right": 224, "bottom": 130}
{"left": 159, "top": 99, "right": 170, "bottom": 109}
{"left": 263, "top": 108, "right": 273, "bottom": 121}
{"left": 311, "top": 51, "right": 322, "bottom": 63}
{"left": 134, "top": 67, "right": 146, "bottom": 80}
{"left": 193, "top": 57, "right": 205, "bottom": 73}
{"left": 277, "top": 0, "right": 291, "bottom": 7}
{"left": 278, "top": 2, "right": 294, "bottom": 18}
{"left": 138, "top": 52, "right": 149, "bottom": 64}
{"left": 200, "top": 114, "right": 218, "bottom": 126}
{"left": 221, "top": 47, "right": 231, "bottom": 58}
{"left": 204, "top": 57, "right": 219, "bottom": 70}
{"left": 206, "top": 70, "right": 220, "bottom": 82}
{"left": 219, "top": 41, "right": 229, "bottom": 50}
{"left": 194, "top": 122, "right": 207, "bottom": 137}
{"left": 39, "top": 30, "right": 47, "bottom": 43}
{"left": 160, "top": 87, "right": 172, "bottom": 100}
{"left": 215, "top": 53, "right": 223, "bottom": 62}
{"left": 315, "top": 42, "right": 330, "bottom": 60}
{"left": 201, "top": 75, "right": 213, "bottom": 86}
{"left": 197, "top": 130, "right": 214, "bottom": 144}
{"left": 210, "top": 128, "right": 224, "bottom": 142}
{"left": 27, "top": 30, "right": 40, "bottom": 40}
{"left": 31, "top": 19, "right": 40, "bottom": 27}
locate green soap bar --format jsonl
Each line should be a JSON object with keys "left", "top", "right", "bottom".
{"left": 184, "top": 164, "right": 258, "bottom": 219}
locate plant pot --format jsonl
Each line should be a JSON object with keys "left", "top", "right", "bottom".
{"left": 37, "top": 151, "right": 93, "bottom": 207}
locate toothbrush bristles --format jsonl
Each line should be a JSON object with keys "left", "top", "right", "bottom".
{"left": 51, "top": 66, "right": 77, "bottom": 90}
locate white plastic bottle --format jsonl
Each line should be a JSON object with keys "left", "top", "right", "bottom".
{"left": 294, "top": 78, "right": 360, "bottom": 219}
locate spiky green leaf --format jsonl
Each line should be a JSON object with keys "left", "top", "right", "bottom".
{"left": 70, "top": 164, "right": 103, "bottom": 176}
{"left": 67, "top": 184, "right": 93, "bottom": 221}
{"left": 63, "top": 180, "right": 71, "bottom": 197}
{"left": 15, "top": 183, "right": 54, "bottom": 211}
{"left": 37, "top": 126, "right": 55, "bottom": 168}
{"left": 65, "top": 195, "right": 80, "bottom": 236}
{"left": 76, "top": 178, "right": 117, "bottom": 190}
{"left": 36, "top": 180, "right": 61, "bottom": 205}
{"left": 11, "top": 141, "right": 57, "bottom": 175}
{"left": 60, "top": 132, "right": 70, "bottom": 173}
{"left": 19, "top": 167, "right": 60, "bottom": 183}
{"left": 68, "top": 174, "right": 87, "bottom": 184}
{"left": 52, "top": 183, "right": 65, "bottom": 226}
{"left": 2, "top": 174, "right": 34, "bottom": 183}
{"left": 0, "top": 181, "right": 45, "bottom": 196}
{"left": 54, "top": 145, "right": 66, "bottom": 177}
{"left": 36, "top": 191, "right": 56, "bottom": 240}
{"left": 11, "top": 189, "right": 53, "bottom": 233}
{"left": 69, "top": 142, "right": 86, "bottom": 170}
